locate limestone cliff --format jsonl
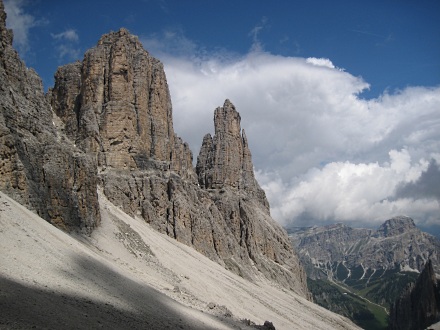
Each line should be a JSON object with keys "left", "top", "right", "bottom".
{"left": 49, "top": 29, "right": 194, "bottom": 178}
{"left": 49, "top": 28, "right": 309, "bottom": 297}
{"left": 0, "top": 1, "right": 100, "bottom": 232}
{"left": 196, "top": 100, "right": 307, "bottom": 293}
{"left": 196, "top": 99, "right": 269, "bottom": 210}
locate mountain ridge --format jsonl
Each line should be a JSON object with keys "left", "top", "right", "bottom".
{"left": 289, "top": 216, "right": 440, "bottom": 278}
{"left": 288, "top": 216, "right": 440, "bottom": 329}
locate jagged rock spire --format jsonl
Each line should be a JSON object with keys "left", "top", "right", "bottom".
{"left": 197, "top": 99, "right": 242, "bottom": 189}
{"left": 196, "top": 99, "right": 269, "bottom": 209}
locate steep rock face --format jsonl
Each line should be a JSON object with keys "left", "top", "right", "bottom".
{"left": 50, "top": 29, "right": 309, "bottom": 297}
{"left": 389, "top": 260, "right": 440, "bottom": 330}
{"left": 196, "top": 100, "right": 269, "bottom": 210}
{"left": 375, "top": 215, "right": 417, "bottom": 238}
{"left": 196, "top": 100, "right": 308, "bottom": 297}
{"left": 49, "top": 28, "right": 193, "bottom": 178}
{"left": 0, "top": 1, "right": 100, "bottom": 232}
{"left": 289, "top": 224, "right": 372, "bottom": 276}
{"left": 48, "top": 61, "right": 82, "bottom": 139}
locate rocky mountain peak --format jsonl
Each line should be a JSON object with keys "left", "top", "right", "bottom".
{"left": 97, "top": 27, "right": 141, "bottom": 47}
{"left": 49, "top": 28, "right": 204, "bottom": 238}
{"left": 290, "top": 216, "right": 440, "bottom": 279}
{"left": 197, "top": 99, "right": 245, "bottom": 189}
{"left": 0, "top": 0, "right": 12, "bottom": 47}
{"left": 49, "top": 27, "right": 194, "bottom": 178}
{"left": 214, "top": 99, "right": 241, "bottom": 137}
{"left": 196, "top": 99, "right": 269, "bottom": 210}
{"left": 291, "top": 217, "right": 440, "bottom": 327}
{"left": 376, "top": 215, "right": 417, "bottom": 238}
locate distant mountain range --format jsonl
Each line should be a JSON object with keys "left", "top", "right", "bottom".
{"left": 288, "top": 216, "right": 440, "bottom": 329}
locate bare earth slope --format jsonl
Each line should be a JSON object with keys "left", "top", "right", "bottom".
{"left": 0, "top": 191, "right": 358, "bottom": 330}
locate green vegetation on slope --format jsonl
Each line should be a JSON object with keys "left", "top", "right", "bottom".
{"left": 308, "top": 278, "right": 387, "bottom": 329}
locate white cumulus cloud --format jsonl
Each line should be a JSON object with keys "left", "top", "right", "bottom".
{"left": 4, "top": 0, "right": 40, "bottom": 55}
{"left": 306, "top": 57, "right": 336, "bottom": 69}
{"left": 51, "top": 29, "right": 81, "bottom": 61}
{"left": 51, "top": 29, "right": 79, "bottom": 42}
{"left": 257, "top": 149, "right": 439, "bottom": 228}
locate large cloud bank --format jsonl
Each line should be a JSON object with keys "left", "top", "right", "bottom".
{"left": 142, "top": 34, "right": 440, "bottom": 230}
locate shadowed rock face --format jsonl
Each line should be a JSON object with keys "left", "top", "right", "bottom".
{"left": 2, "top": 14, "right": 308, "bottom": 297}
{"left": 389, "top": 260, "right": 440, "bottom": 330}
{"left": 0, "top": 0, "right": 100, "bottom": 233}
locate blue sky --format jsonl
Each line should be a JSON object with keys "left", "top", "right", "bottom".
{"left": 4, "top": 0, "right": 440, "bottom": 235}
{"left": 6, "top": 0, "right": 440, "bottom": 96}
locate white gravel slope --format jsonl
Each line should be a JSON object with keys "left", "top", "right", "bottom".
{"left": 0, "top": 190, "right": 359, "bottom": 330}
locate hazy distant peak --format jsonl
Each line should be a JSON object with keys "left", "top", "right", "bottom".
{"left": 376, "top": 215, "right": 417, "bottom": 238}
